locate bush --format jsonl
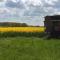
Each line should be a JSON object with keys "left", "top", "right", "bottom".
{"left": 0, "top": 32, "right": 45, "bottom": 38}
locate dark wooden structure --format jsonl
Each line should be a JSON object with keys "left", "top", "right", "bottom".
{"left": 44, "top": 15, "right": 60, "bottom": 37}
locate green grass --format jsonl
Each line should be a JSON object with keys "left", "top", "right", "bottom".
{"left": 0, "top": 37, "right": 59, "bottom": 60}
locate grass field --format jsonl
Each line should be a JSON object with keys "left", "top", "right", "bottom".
{"left": 0, "top": 37, "right": 60, "bottom": 60}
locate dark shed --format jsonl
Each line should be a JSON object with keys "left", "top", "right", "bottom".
{"left": 44, "top": 15, "right": 60, "bottom": 37}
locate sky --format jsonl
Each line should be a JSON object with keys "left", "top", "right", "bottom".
{"left": 0, "top": 0, "right": 60, "bottom": 26}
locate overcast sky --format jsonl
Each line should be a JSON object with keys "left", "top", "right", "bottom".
{"left": 0, "top": 0, "right": 60, "bottom": 26}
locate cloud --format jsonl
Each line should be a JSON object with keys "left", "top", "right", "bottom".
{"left": 45, "top": 0, "right": 58, "bottom": 5}
{"left": 4, "top": 0, "right": 59, "bottom": 17}
{"left": 0, "top": 0, "right": 59, "bottom": 15}
{"left": 5, "top": 0, "right": 25, "bottom": 9}
{"left": 6, "top": 0, "right": 17, "bottom": 8}
{"left": 12, "top": 0, "right": 19, "bottom": 2}
{"left": 0, "top": 0, "right": 60, "bottom": 26}
{"left": 0, "top": 0, "right": 4, "bottom": 2}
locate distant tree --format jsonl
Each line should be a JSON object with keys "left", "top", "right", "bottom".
{"left": 22, "top": 23, "right": 28, "bottom": 27}
{"left": 0, "top": 22, "right": 29, "bottom": 27}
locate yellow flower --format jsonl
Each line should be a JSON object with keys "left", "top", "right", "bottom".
{"left": 0, "top": 27, "right": 45, "bottom": 32}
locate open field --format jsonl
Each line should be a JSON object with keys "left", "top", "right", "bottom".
{"left": 0, "top": 27, "right": 45, "bottom": 37}
{"left": 0, "top": 26, "right": 59, "bottom": 60}
{"left": 0, "top": 37, "right": 60, "bottom": 60}
{"left": 0, "top": 27, "right": 45, "bottom": 32}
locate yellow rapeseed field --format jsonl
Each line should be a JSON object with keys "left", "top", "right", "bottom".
{"left": 0, "top": 27, "right": 45, "bottom": 32}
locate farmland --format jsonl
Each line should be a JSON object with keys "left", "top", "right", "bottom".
{"left": 0, "top": 26, "right": 59, "bottom": 60}
{"left": 0, "top": 27, "right": 45, "bottom": 37}
{"left": 0, "top": 27, "right": 45, "bottom": 32}
{"left": 0, "top": 37, "right": 59, "bottom": 60}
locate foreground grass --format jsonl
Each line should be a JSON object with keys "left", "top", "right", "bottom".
{"left": 0, "top": 37, "right": 60, "bottom": 60}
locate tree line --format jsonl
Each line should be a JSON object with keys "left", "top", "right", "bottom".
{"left": 0, "top": 22, "right": 28, "bottom": 27}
